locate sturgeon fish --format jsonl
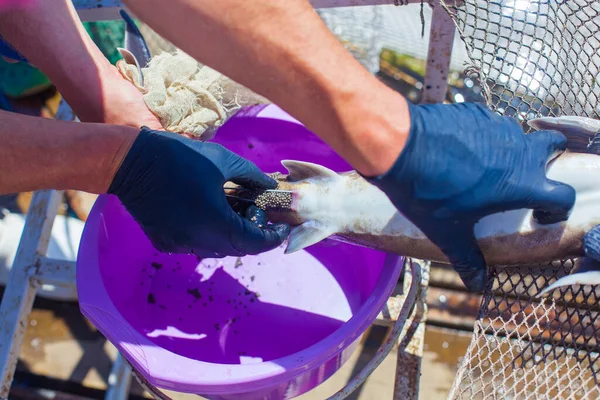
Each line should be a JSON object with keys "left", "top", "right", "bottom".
{"left": 243, "top": 116, "right": 600, "bottom": 295}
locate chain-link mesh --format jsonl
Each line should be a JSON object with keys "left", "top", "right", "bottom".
{"left": 443, "top": 1, "right": 600, "bottom": 123}
{"left": 437, "top": 1, "right": 600, "bottom": 398}
{"left": 447, "top": 261, "right": 600, "bottom": 399}
{"left": 317, "top": 4, "right": 472, "bottom": 74}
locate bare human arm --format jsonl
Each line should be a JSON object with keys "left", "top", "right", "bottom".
{"left": 0, "top": 0, "right": 161, "bottom": 129}
{"left": 122, "top": 0, "right": 410, "bottom": 177}
{"left": 0, "top": 0, "right": 289, "bottom": 257}
{"left": 0, "top": 110, "right": 136, "bottom": 195}
{"left": 0, "top": 0, "right": 408, "bottom": 176}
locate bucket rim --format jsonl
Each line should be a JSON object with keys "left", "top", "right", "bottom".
{"left": 76, "top": 105, "right": 405, "bottom": 394}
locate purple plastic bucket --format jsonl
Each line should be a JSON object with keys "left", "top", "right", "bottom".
{"left": 77, "top": 104, "right": 404, "bottom": 399}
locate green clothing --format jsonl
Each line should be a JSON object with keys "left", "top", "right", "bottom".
{"left": 0, "top": 20, "right": 126, "bottom": 98}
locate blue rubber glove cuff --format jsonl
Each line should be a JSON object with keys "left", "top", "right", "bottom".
{"left": 0, "top": 35, "right": 27, "bottom": 63}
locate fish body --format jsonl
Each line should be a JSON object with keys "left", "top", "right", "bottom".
{"left": 260, "top": 116, "right": 600, "bottom": 282}
{"left": 266, "top": 153, "right": 600, "bottom": 268}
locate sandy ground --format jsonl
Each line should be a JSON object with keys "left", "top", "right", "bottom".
{"left": 16, "top": 302, "right": 472, "bottom": 399}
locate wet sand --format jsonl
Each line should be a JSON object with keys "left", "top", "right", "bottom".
{"left": 12, "top": 296, "right": 472, "bottom": 399}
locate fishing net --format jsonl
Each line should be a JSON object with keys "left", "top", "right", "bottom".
{"left": 437, "top": 1, "right": 600, "bottom": 398}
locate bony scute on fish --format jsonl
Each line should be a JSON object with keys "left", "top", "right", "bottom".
{"left": 255, "top": 115, "right": 600, "bottom": 294}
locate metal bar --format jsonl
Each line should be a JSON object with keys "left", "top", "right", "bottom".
{"left": 34, "top": 258, "right": 77, "bottom": 288}
{"left": 70, "top": 0, "right": 426, "bottom": 10}
{"left": 310, "top": 0, "right": 428, "bottom": 7}
{"left": 0, "top": 190, "right": 63, "bottom": 398}
{"left": 393, "top": 259, "right": 431, "bottom": 400}
{"left": 374, "top": 292, "right": 405, "bottom": 326}
{"left": 105, "top": 353, "right": 133, "bottom": 400}
{"left": 327, "top": 257, "right": 422, "bottom": 400}
{"left": 420, "top": 2, "right": 457, "bottom": 104}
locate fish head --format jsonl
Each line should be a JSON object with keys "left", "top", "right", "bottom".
{"left": 117, "top": 9, "right": 152, "bottom": 86}
{"left": 528, "top": 115, "right": 600, "bottom": 154}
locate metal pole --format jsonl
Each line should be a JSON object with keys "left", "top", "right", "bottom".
{"left": 421, "top": 3, "right": 457, "bottom": 104}
{"left": 0, "top": 190, "right": 64, "bottom": 398}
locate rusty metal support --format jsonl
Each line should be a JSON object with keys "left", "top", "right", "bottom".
{"left": 105, "top": 353, "right": 133, "bottom": 400}
{"left": 421, "top": 2, "right": 457, "bottom": 104}
{"left": 327, "top": 257, "right": 422, "bottom": 400}
{"left": 34, "top": 258, "right": 77, "bottom": 288}
{"left": 0, "top": 190, "right": 63, "bottom": 398}
{"left": 393, "top": 259, "right": 431, "bottom": 399}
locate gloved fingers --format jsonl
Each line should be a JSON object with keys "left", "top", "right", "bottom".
{"left": 531, "top": 179, "right": 576, "bottom": 225}
{"left": 428, "top": 223, "right": 488, "bottom": 293}
{"left": 229, "top": 208, "right": 290, "bottom": 255}
{"left": 190, "top": 248, "right": 226, "bottom": 259}
{"left": 582, "top": 224, "right": 600, "bottom": 261}
{"left": 245, "top": 205, "right": 267, "bottom": 228}
{"left": 224, "top": 153, "right": 277, "bottom": 190}
{"left": 527, "top": 129, "right": 568, "bottom": 158}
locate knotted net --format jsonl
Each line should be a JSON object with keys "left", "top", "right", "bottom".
{"left": 438, "top": 1, "right": 600, "bottom": 398}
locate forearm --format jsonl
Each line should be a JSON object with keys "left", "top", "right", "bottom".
{"left": 0, "top": 110, "right": 137, "bottom": 194}
{"left": 0, "top": 0, "right": 126, "bottom": 124}
{"left": 123, "top": 0, "right": 410, "bottom": 176}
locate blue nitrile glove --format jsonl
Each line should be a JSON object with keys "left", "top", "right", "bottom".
{"left": 0, "top": 35, "right": 27, "bottom": 63}
{"left": 366, "top": 102, "right": 576, "bottom": 293}
{"left": 108, "top": 127, "right": 291, "bottom": 258}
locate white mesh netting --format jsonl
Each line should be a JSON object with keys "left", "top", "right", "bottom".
{"left": 438, "top": 1, "right": 600, "bottom": 398}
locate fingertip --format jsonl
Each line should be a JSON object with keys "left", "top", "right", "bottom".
{"left": 245, "top": 205, "right": 267, "bottom": 227}
{"left": 231, "top": 218, "right": 289, "bottom": 255}
{"left": 457, "top": 266, "right": 488, "bottom": 293}
{"left": 532, "top": 180, "right": 576, "bottom": 224}
{"left": 583, "top": 225, "right": 600, "bottom": 261}
{"left": 529, "top": 129, "right": 568, "bottom": 153}
{"left": 272, "top": 222, "right": 291, "bottom": 242}
{"left": 229, "top": 157, "right": 277, "bottom": 189}
{"left": 427, "top": 225, "right": 488, "bottom": 293}
{"left": 449, "top": 249, "right": 488, "bottom": 292}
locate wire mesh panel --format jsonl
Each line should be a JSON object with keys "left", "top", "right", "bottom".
{"left": 449, "top": 261, "right": 600, "bottom": 399}
{"left": 443, "top": 0, "right": 600, "bottom": 123}
{"left": 438, "top": 1, "right": 600, "bottom": 398}
{"left": 317, "top": 4, "right": 472, "bottom": 74}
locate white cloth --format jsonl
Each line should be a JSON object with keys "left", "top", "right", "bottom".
{"left": 117, "top": 50, "right": 269, "bottom": 140}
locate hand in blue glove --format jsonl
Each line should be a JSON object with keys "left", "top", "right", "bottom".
{"left": 366, "top": 102, "right": 576, "bottom": 293}
{"left": 108, "top": 127, "right": 290, "bottom": 258}
{"left": 0, "top": 35, "right": 27, "bottom": 63}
